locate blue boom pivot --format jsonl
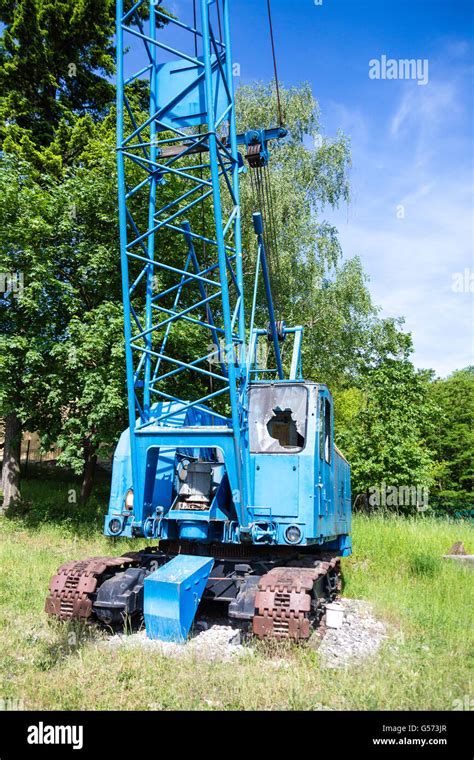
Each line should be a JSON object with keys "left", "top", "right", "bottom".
{"left": 45, "top": 0, "right": 352, "bottom": 643}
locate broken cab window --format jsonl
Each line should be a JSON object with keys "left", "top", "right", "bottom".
{"left": 267, "top": 408, "right": 305, "bottom": 447}
{"left": 249, "top": 384, "right": 308, "bottom": 453}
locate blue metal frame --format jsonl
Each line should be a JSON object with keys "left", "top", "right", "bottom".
{"left": 111, "top": 1, "right": 351, "bottom": 556}
{"left": 247, "top": 212, "right": 303, "bottom": 382}
{"left": 116, "top": 0, "right": 249, "bottom": 523}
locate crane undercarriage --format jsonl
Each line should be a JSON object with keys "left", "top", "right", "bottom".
{"left": 46, "top": 545, "right": 341, "bottom": 641}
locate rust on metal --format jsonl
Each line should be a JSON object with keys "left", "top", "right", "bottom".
{"left": 252, "top": 558, "right": 340, "bottom": 640}
{"left": 45, "top": 546, "right": 342, "bottom": 642}
{"left": 45, "top": 554, "right": 140, "bottom": 622}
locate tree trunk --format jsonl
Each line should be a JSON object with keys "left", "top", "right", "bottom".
{"left": 1, "top": 412, "right": 22, "bottom": 512}
{"left": 80, "top": 441, "right": 97, "bottom": 504}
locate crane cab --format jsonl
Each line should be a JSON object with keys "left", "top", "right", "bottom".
{"left": 104, "top": 381, "right": 351, "bottom": 557}
{"left": 247, "top": 382, "right": 351, "bottom": 554}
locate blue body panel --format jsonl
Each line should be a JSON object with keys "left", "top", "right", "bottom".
{"left": 144, "top": 555, "right": 214, "bottom": 641}
{"left": 154, "top": 57, "right": 228, "bottom": 132}
{"left": 106, "top": 383, "right": 351, "bottom": 555}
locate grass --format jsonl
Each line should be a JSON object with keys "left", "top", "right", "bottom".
{"left": 0, "top": 472, "right": 472, "bottom": 711}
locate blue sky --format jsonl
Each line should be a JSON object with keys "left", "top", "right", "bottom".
{"left": 159, "top": 0, "right": 473, "bottom": 377}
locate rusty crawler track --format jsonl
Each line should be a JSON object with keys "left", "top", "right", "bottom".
{"left": 252, "top": 558, "right": 340, "bottom": 640}
{"left": 46, "top": 551, "right": 341, "bottom": 640}
{"left": 45, "top": 554, "right": 141, "bottom": 621}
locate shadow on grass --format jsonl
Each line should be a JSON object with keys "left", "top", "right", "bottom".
{"left": 3, "top": 464, "right": 111, "bottom": 536}
{"left": 33, "top": 619, "right": 107, "bottom": 671}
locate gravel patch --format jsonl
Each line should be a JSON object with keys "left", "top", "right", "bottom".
{"left": 107, "top": 621, "right": 251, "bottom": 662}
{"left": 105, "top": 598, "right": 388, "bottom": 666}
{"left": 315, "top": 598, "right": 389, "bottom": 668}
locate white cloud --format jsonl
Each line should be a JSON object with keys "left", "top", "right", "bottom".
{"left": 389, "top": 80, "right": 460, "bottom": 139}
{"left": 324, "top": 44, "right": 473, "bottom": 378}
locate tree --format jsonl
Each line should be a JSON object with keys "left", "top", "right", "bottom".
{"left": 0, "top": 146, "right": 128, "bottom": 504}
{"left": 236, "top": 82, "right": 349, "bottom": 323}
{"left": 424, "top": 367, "right": 474, "bottom": 510}
{"left": 0, "top": 0, "right": 116, "bottom": 149}
{"left": 46, "top": 303, "right": 128, "bottom": 503}
{"left": 1, "top": 412, "right": 21, "bottom": 510}
{"left": 0, "top": 0, "right": 125, "bottom": 505}
{"left": 0, "top": 156, "right": 71, "bottom": 508}
{"left": 335, "top": 350, "right": 438, "bottom": 510}
{"left": 236, "top": 82, "right": 409, "bottom": 388}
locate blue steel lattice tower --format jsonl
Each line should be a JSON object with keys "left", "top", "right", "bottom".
{"left": 116, "top": 0, "right": 250, "bottom": 532}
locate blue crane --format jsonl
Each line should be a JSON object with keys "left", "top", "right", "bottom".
{"left": 46, "top": 0, "right": 351, "bottom": 643}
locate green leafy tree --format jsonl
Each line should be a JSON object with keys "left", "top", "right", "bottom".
{"left": 425, "top": 367, "right": 474, "bottom": 511}
{"left": 0, "top": 0, "right": 116, "bottom": 151}
{"left": 45, "top": 303, "right": 127, "bottom": 502}
{"left": 0, "top": 0, "right": 118, "bottom": 507}
{"left": 236, "top": 82, "right": 409, "bottom": 387}
{"left": 335, "top": 350, "right": 438, "bottom": 510}
{"left": 0, "top": 0, "right": 140, "bottom": 505}
{"left": 0, "top": 156, "right": 72, "bottom": 507}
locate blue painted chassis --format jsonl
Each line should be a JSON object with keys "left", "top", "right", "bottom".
{"left": 105, "top": 381, "right": 352, "bottom": 556}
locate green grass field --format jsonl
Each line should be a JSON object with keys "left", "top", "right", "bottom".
{"left": 0, "top": 473, "right": 472, "bottom": 711}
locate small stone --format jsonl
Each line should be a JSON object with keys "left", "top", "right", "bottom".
{"left": 448, "top": 541, "right": 466, "bottom": 555}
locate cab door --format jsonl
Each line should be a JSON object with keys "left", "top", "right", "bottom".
{"left": 253, "top": 454, "right": 299, "bottom": 517}
{"left": 317, "top": 392, "right": 334, "bottom": 522}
